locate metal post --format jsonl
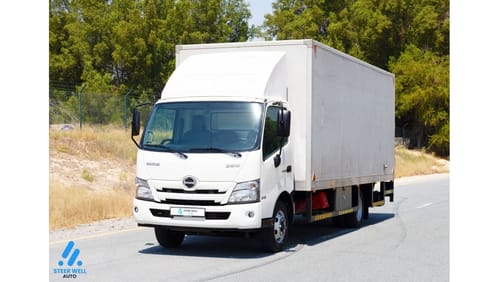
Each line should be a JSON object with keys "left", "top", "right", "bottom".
{"left": 78, "top": 83, "right": 86, "bottom": 130}
{"left": 124, "top": 89, "right": 132, "bottom": 129}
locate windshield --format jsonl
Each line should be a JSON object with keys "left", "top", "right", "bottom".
{"left": 141, "top": 101, "right": 263, "bottom": 153}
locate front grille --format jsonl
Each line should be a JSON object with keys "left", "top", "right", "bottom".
{"left": 160, "top": 199, "right": 221, "bottom": 206}
{"left": 150, "top": 209, "right": 230, "bottom": 220}
{"left": 158, "top": 188, "right": 225, "bottom": 194}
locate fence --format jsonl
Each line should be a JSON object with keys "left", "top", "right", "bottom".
{"left": 49, "top": 84, "right": 156, "bottom": 129}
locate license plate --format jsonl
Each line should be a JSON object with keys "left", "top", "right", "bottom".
{"left": 170, "top": 207, "right": 205, "bottom": 217}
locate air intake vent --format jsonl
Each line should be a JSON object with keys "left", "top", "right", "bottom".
{"left": 150, "top": 209, "right": 171, "bottom": 217}
{"left": 158, "top": 188, "right": 224, "bottom": 194}
{"left": 150, "top": 209, "right": 230, "bottom": 220}
{"left": 160, "top": 199, "right": 221, "bottom": 206}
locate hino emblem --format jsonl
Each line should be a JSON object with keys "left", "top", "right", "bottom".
{"left": 182, "top": 176, "right": 197, "bottom": 188}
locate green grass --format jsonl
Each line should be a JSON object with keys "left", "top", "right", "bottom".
{"left": 81, "top": 169, "right": 95, "bottom": 182}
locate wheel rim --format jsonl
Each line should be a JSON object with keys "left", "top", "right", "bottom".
{"left": 356, "top": 191, "right": 363, "bottom": 222}
{"left": 274, "top": 209, "right": 287, "bottom": 244}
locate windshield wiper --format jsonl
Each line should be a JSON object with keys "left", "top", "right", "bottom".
{"left": 143, "top": 144, "right": 188, "bottom": 159}
{"left": 189, "top": 147, "right": 242, "bottom": 158}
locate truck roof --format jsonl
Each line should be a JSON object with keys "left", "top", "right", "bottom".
{"left": 160, "top": 51, "right": 286, "bottom": 100}
{"left": 176, "top": 39, "right": 393, "bottom": 78}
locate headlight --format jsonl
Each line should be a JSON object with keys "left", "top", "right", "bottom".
{"left": 228, "top": 180, "right": 260, "bottom": 204}
{"left": 135, "top": 177, "right": 154, "bottom": 201}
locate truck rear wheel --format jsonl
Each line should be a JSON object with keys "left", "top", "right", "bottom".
{"left": 343, "top": 189, "right": 364, "bottom": 228}
{"left": 154, "top": 227, "right": 185, "bottom": 248}
{"left": 260, "top": 201, "right": 289, "bottom": 252}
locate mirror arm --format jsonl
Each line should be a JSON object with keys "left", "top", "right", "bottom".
{"left": 131, "top": 135, "right": 141, "bottom": 149}
{"left": 275, "top": 137, "right": 284, "bottom": 168}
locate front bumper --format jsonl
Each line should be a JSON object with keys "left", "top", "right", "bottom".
{"left": 133, "top": 198, "right": 263, "bottom": 230}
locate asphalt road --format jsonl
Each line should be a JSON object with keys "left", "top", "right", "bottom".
{"left": 49, "top": 173, "right": 449, "bottom": 282}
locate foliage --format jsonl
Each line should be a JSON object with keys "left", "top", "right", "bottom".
{"left": 389, "top": 45, "right": 449, "bottom": 155}
{"left": 49, "top": 0, "right": 251, "bottom": 125}
{"left": 263, "top": 0, "right": 449, "bottom": 156}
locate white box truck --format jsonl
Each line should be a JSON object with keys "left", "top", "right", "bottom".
{"left": 131, "top": 39, "right": 395, "bottom": 252}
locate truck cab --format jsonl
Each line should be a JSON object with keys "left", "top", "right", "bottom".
{"left": 133, "top": 51, "right": 294, "bottom": 251}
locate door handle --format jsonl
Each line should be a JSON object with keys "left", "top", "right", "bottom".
{"left": 282, "top": 165, "right": 292, "bottom": 173}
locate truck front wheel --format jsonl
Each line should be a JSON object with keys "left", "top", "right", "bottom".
{"left": 154, "top": 227, "right": 185, "bottom": 248}
{"left": 260, "top": 201, "right": 289, "bottom": 252}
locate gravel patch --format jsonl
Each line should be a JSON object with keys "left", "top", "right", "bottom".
{"left": 50, "top": 216, "right": 138, "bottom": 243}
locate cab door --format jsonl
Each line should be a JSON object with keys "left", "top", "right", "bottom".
{"left": 260, "top": 105, "right": 292, "bottom": 218}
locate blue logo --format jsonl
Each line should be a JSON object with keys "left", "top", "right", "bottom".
{"left": 59, "top": 241, "right": 83, "bottom": 267}
{"left": 53, "top": 241, "right": 87, "bottom": 278}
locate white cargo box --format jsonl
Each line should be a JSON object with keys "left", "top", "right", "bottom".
{"left": 175, "top": 39, "right": 395, "bottom": 192}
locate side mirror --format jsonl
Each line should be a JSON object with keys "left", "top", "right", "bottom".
{"left": 277, "top": 109, "right": 291, "bottom": 137}
{"left": 132, "top": 108, "right": 141, "bottom": 136}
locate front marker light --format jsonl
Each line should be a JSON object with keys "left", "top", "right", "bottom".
{"left": 228, "top": 180, "right": 260, "bottom": 204}
{"left": 135, "top": 177, "right": 154, "bottom": 201}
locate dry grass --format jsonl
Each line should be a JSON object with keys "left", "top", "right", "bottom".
{"left": 50, "top": 125, "right": 137, "bottom": 163}
{"left": 50, "top": 125, "right": 137, "bottom": 230}
{"left": 49, "top": 180, "right": 135, "bottom": 230}
{"left": 394, "top": 145, "right": 449, "bottom": 178}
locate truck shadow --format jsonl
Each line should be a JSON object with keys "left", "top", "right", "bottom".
{"left": 138, "top": 212, "right": 394, "bottom": 259}
{"left": 290, "top": 212, "right": 395, "bottom": 247}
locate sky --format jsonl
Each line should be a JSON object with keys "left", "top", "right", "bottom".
{"left": 246, "top": 0, "right": 274, "bottom": 27}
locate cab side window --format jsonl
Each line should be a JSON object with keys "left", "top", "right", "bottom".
{"left": 262, "top": 106, "right": 287, "bottom": 160}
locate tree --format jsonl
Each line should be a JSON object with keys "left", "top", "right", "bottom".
{"left": 389, "top": 45, "right": 449, "bottom": 155}
{"left": 49, "top": 0, "right": 251, "bottom": 124}
{"left": 263, "top": 0, "right": 449, "bottom": 155}
{"left": 263, "top": 0, "right": 330, "bottom": 41}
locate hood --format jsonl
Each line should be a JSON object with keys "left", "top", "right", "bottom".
{"left": 136, "top": 149, "right": 261, "bottom": 184}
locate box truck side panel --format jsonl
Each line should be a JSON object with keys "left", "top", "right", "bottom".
{"left": 310, "top": 44, "right": 395, "bottom": 190}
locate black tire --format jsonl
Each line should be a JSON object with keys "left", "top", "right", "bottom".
{"left": 344, "top": 189, "right": 364, "bottom": 228}
{"left": 260, "top": 201, "right": 289, "bottom": 252}
{"left": 154, "top": 227, "right": 185, "bottom": 248}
